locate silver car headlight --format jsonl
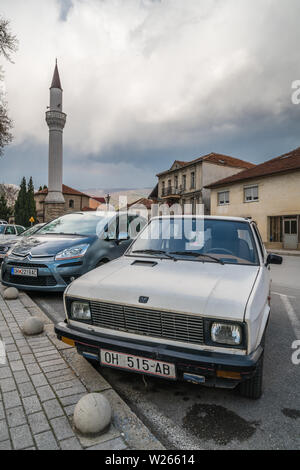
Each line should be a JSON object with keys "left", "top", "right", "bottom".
{"left": 55, "top": 244, "right": 89, "bottom": 261}
{"left": 71, "top": 301, "right": 91, "bottom": 321}
{"left": 211, "top": 322, "right": 242, "bottom": 346}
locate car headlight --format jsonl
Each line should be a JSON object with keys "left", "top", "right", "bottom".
{"left": 211, "top": 322, "right": 242, "bottom": 346}
{"left": 70, "top": 301, "right": 91, "bottom": 321}
{"left": 55, "top": 244, "right": 89, "bottom": 261}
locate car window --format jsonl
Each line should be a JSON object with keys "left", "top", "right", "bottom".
{"left": 5, "top": 226, "right": 16, "bottom": 235}
{"left": 38, "top": 213, "right": 113, "bottom": 237}
{"left": 0, "top": 226, "right": 5, "bottom": 234}
{"left": 16, "top": 226, "right": 25, "bottom": 235}
{"left": 130, "top": 218, "right": 259, "bottom": 265}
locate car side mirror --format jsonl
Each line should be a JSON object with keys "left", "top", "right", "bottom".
{"left": 266, "top": 253, "right": 283, "bottom": 266}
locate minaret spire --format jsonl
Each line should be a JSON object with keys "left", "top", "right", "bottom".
{"left": 44, "top": 60, "right": 67, "bottom": 210}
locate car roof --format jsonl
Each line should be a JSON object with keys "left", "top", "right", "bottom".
{"left": 151, "top": 215, "right": 251, "bottom": 223}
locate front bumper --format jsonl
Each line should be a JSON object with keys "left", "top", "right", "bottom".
{"left": 55, "top": 321, "right": 263, "bottom": 388}
{"left": 1, "top": 258, "right": 85, "bottom": 292}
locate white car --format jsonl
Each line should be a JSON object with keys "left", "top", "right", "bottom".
{"left": 55, "top": 216, "right": 282, "bottom": 399}
{"left": 0, "top": 224, "right": 26, "bottom": 240}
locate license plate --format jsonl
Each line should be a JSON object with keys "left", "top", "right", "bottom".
{"left": 100, "top": 349, "right": 176, "bottom": 379}
{"left": 11, "top": 267, "right": 38, "bottom": 277}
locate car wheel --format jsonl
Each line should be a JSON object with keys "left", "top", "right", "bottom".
{"left": 238, "top": 353, "right": 264, "bottom": 399}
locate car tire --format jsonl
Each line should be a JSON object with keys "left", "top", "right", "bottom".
{"left": 238, "top": 352, "right": 264, "bottom": 399}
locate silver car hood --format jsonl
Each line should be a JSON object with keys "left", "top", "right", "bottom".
{"left": 66, "top": 256, "right": 260, "bottom": 321}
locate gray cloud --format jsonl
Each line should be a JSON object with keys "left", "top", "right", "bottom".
{"left": 1, "top": 0, "right": 300, "bottom": 188}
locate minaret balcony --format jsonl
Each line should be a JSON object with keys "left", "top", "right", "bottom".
{"left": 46, "top": 110, "right": 67, "bottom": 129}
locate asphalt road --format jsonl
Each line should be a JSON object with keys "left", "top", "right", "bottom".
{"left": 29, "top": 256, "right": 300, "bottom": 450}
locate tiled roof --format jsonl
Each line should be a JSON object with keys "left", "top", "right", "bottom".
{"left": 128, "top": 198, "right": 155, "bottom": 210}
{"left": 206, "top": 147, "right": 300, "bottom": 189}
{"left": 35, "top": 185, "right": 90, "bottom": 198}
{"left": 157, "top": 153, "right": 255, "bottom": 177}
{"left": 91, "top": 196, "right": 106, "bottom": 204}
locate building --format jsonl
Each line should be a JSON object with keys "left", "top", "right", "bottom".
{"left": 35, "top": 185, "right": 102, "bottom": 222}
{"left": 156, "top": 153, "right": 255, "bottom": 214}
{"left": 206, "top": 147, "right": 300, "bottom": 250}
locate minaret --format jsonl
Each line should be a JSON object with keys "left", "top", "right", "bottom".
{"left": 45, "top": 60, "right": 66, "bottom": 206}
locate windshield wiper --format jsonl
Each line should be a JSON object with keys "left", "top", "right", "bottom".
{"left": 132, "top": 249, "right": 177, "bottom": 261}
{"left": 169, "top": 251, "right": 225, "bottom": 265}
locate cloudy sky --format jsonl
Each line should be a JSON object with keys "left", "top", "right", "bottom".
{"left": 1, "top": 0, "right": 300, "bottom": 190}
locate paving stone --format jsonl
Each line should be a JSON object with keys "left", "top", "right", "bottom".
{"left": 60, "top": 437, "right": 82, "bottom": 450}
{"left": 0, "top": 377, "right": 16, "bottom": 393}
{"left": 0, "top": 439, "right": 12, "bottom": 450}
{"left": 43, "top": 399, "right": 64, "bottom": 419}
{"left": 42, "top": 363, "right": 69, "bottom": 374}
{"left": 35, "top": 350, "right": 58, "bottom": 358}
{"left": 26, "top": 363, "right": 42, "bottom": 375}
{"left": 56, "top": 385, "right": 86, "bottom": 398}
{"left": 0, "top": 420, "right": 9, "bottom": 442}
{"left": 36, "top": 385, "right": 55, "bottom": 402}
{"left": 0, "top": 367, "right": 12, "bottom": 379}
{"left": 31, "top": 373, "right": 48, "bottom": 387}
{"left": 13, "top": 370, "right": 30, "bottom": 384}
{"left": 7, "top": 352, "right": 21, "bottom": 361}
{"left": 18, "top": 381, "right": 36, "bottom": 398}
{"left": 34, "top": 430, "right": 59, "bottom": 450}
{"left": 22, "top": 354, "right": 36, "bottom": 365}
{"left": 50, "top": 416, "right": 74, "bottom": 440}
{"left": 22, "top": 395, "right": 42, "bottom": 415}
{"left": 3, "top": 390, "right": 22, "bottom": 409}
{"left": 28, "top": 411, "right": 50, "bottom": 434}
{"left": 10, "top": 360, "right": 25, "bottom": 372}
{"left": 64, "top": 404, "right": 76, "bottom": 417}
{"left": 11, "top": 424, "right": 34, "bottom": 450}
{"left": 46, "top": 371, "right": 75, "bottom": 384}
{"left": 0, "top": 402, "right": 4, "bottom": 420}
{"left": 86, "top": 437, "right": 127, "bottom": 450}
{"left": 18, "top": 346, "right": 32, "bottom": 355}
{"left": 5, "top": 344, "right": 18, "bottom": 353}
{"left": 6, "top": 406, "right": 27, "bottom": 427}
{"left": 60, "top": 393, "right": 86, "bottom": 407}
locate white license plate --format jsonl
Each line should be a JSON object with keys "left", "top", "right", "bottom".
{"left": 100, "top": 349, "right": 176, "bottom": 379}
{"left": 11, "top": 267, "right": 38, "bottom": 277}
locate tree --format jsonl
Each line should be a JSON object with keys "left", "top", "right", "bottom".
{"left": 0, "top": 193, "right": 11, "bottom": 221}
{"left": 14, "top": 177, "right": 28, "bottom": 226}
{"left": 0, "top": 16, "right": 18, "bottom": 157}
{"left": 27, "top": 176, "right": 37, "bottom": 222}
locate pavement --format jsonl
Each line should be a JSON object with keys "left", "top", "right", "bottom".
{"left": 0, "top": 284, "right": 164, "bottom": 450}
{"left": 28, "top": 256, "right": 300, "bottom": 450}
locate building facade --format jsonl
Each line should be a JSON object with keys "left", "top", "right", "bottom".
{"left": 156, "top": 153, "right": 255, "bottom": 214}
{"left": 207, "top": 147, "right": 300, "bottom": 250}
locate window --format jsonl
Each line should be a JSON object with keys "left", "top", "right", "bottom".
{"left": 69, "top": 199, "right": 74, "bottom": 208}
{"left": 174, "top": 175, "right": 178, "bottom": 189}
{"left": 244, "top": 185, "right": 259, "bottom": 203}
{"left": 218, "top": 191, "right": 230, "bottom": 205}
{"left": 5, "top": 226, "right": 16, "bottom": 235}
{"left": 269, "top": 216, "right": 282, "bottom": 242}
{"left": 16, "top": 226, "right": 25, "bottom": 235}
{"left": 182, "top": 175, "right": 186, "bottom": 190}
{"left": 161, "top": 181, "right": 165, "bottom": 196}
{"left": 191, "top": 172, "right": 195, "bottom": 189}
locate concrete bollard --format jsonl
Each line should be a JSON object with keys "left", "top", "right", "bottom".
{"left": 22, "top": 316, "right": 44, "bottom": 336}
{"left": 73, "top": 393, "right": 112, "bottom": 436}
{"left": 3, "top": 287, "right": 19, "bottom": 300}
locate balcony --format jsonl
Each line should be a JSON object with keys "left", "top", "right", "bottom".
{"left": 161, "top": 186, "right": 183, "bottom": 199}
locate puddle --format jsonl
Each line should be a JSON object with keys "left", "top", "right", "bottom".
{"left": 282, "top": 408, "right": 300, "bottom": 420}
{"left": 182, "top": 403, "right": 259, "bottom": 445}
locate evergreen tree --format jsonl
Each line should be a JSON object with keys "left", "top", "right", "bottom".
{"left": 14, "top": 177, "right": 28, "bottom": 226}
{"left": 27, "top": 176, "right": 37, "bottom": 222}
{"left": 0, "top": 193, "right": 11, "bottom": 221}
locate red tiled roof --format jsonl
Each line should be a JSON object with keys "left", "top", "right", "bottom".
{"left": 206, "top": 147, "right": 300, "bottom": 189}
{"left": 157, "top": 153, "right": 254, "bottom": 177}
{"left": 91, "top": 196, "right": 106, "bottom": 204}
{"left": 81, "top": 206, "right": 95, "bottom": 211}
{"left": 128, "top": 198, "right": 155, "bottom": 210}
{"left": 35, "top": 184, "right": 90, "bottom": 198}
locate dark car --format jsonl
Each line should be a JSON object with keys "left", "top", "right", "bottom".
{"left": 0, "top": 223, "right": 44, "bottom": 265}
{"left": 1, "top": 211, "right": 146, "bottom": 292}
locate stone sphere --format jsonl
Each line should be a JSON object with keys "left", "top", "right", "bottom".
{"left": 73, "top": 393, "right": 112, "bottom": 435}
{"left": 3, "top": 287, "right": 19, "bottom": 300}
{"left": 22, "top": 316, "right": 44, "bottom": 336}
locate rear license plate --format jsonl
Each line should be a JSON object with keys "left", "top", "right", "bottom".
{"left": 100, "top": 349, "right": 176, "bottom": 379}
{"left": 11, "top": 267, "right": 38, "bottom": 277}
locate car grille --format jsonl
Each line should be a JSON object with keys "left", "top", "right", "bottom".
{"left": 90, "top": 301, "right": 204, "bottom": 345}
{"left": 7, "top": 261, "right": 48, "bottom": 268}
{"left": 3, "top": 272, "right": 57, "bottom": 286}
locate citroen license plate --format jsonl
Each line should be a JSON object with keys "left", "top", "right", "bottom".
{"left": 11, "top": 267, "right": 38, "bottom": 277}
{"left": 100, "top": 349, "right": 176, "bottom": 379}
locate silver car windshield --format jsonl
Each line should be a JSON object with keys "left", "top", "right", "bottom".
{"left": 129, "top": 218, "right": 259, "bottom": 265}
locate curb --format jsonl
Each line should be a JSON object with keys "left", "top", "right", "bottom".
{"left": 17, "top": 289, "right": 165, "bottom": 450}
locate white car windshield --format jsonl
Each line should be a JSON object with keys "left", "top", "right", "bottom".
{"left": 129, "top": 218, "right": 259, "bottom": 265}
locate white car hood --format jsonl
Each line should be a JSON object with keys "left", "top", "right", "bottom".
{"left": 67, "top": 256, "right": 260, "bottom": 321}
